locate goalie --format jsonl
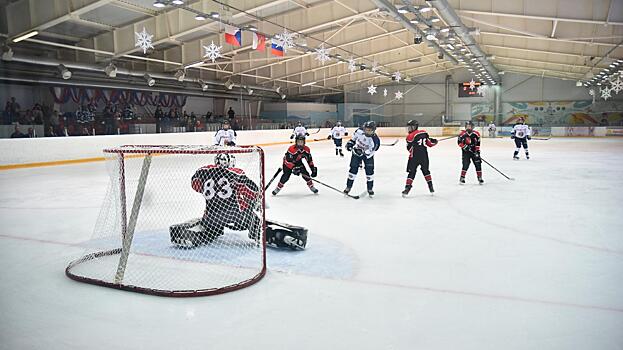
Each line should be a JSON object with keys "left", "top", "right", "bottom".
{"left": 170, "top": 152, "right": 261, "bottom": 247}
{"left": 170, "top": 152, "right": 308, "bottom": 250}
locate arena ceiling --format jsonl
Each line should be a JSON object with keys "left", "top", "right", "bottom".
{"left": 1, "top": 0, "right": 622, "bottom": 99}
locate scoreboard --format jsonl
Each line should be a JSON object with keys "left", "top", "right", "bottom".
{"left": 458, "top": 81, "right": 482, "bottom": 97}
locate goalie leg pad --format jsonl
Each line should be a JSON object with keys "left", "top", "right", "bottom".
{"left": 266, "top": 221, "right": 308, "bottom": 250}
{"left": 169, "top": 218, "right": 223, "bottom": 247}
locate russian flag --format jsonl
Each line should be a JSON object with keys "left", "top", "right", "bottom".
{"left": 252, "top": 32, "right": 266, "bottom": 52}
{"left": 271, "top": 41, "right": 284, "bottom": 56}
{"left": 224, "top": 25, "right": 241, "bottom": 47}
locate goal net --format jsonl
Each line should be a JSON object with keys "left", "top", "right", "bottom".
{"left": 66, "top": 145, "right": 266, "bottom": 297}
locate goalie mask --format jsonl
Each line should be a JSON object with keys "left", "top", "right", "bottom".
{"left": 215, "top": 152, "right": 235, "bottom": 168}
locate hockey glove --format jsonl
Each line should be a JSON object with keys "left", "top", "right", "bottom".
{"left": 430, "top": 138, "right": 438, "bottom": 145}
{"left": 511, "top": 135, "right": 515, "bottom": 139}
{"left": 311, "top": 166, "right": 318, "bottom": 178}
{"left": 353, "top": 148, "right": 364, "bottom": 157}
{"left": 344, "top": 132, "right": 348, "bottom": 136}
{"left": 290, "top": 134, "right": 294, "bottom": 139}
{"left": 305, "top": 132, "right": 310, "bottom": 136}
{"left": 327, "top": 135, "right": 332, "bottom": 140}
{"left": 226, "top": 141, "right": 236, "bottom": 146}
{"left": 527, "top": 135, "right": 531, "bottom": 140}
{"left": 292, "top": 167, "right": 301, "bottom": 176}
{"left": 346, "top": 140, "right": 354, "bottom": 151}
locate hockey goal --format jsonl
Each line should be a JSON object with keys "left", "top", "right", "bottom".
{"left": 66, "top": 145, "right": 266, "bottom": 297}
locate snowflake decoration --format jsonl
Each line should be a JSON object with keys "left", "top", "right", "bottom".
{"left": 394, "top": 90, "right": 403, "bottom": 100}
{"left": 274, "top": 30, "right": 297, "bottom": 53}
{"left": 394, "top": 71, "right": 402, "bottom": 82}
{"left": 314, "top": 45, "right": 331, "bottom": 65}
{"left": 588, "top": 88, "right": 595, "bottom": 96}
{"left": 347, "top": 57, "right": 356, "bottom": 73}
{"left": 611, "top": 77, "right": 623, "bottom": 94}
{"left": 371, "top": 61, "right": 379, "bottom": 73}
{"left": 367, "top": 84, "right": 377, "bottom": 95}
{"left": 600, "top": 86, "right": 612, "bottom": 100}
{"left": 476, "top": 84, "right": 488, "bottom": 97}
{"left": 135, "top": 27, "right": 154, "bottom": 54}
{"left": 468, "top": 79, "right": 476, "bottom": 91}
{"left": 203, "top": 41, "right": 222, "bottom": 63}
{"left": 383, "top": 88, "right": 388, "bottom": 97}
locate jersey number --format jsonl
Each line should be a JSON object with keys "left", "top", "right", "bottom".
{"left": 202, "top": 177, "right": 233, "bottom": 200}
{"left": 517, "top": 131, "right": 525, "bottom": 137}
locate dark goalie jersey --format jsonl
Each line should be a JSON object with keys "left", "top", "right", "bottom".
{"left": 191, "top": 165, "right": 259, "bottom": 214}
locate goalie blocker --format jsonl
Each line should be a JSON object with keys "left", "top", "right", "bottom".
{"left": 170, "top": 219, "right": 307, "bottom": 250}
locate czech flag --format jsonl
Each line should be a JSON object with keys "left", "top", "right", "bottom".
{"left": 271, "top": 41, "right": 284, "bottom": 57}
{"left": 252, "top": 32, "right": 266, "bottom": 52}
{"left": 224, "top": 25, "right": 241, "bottom": 47}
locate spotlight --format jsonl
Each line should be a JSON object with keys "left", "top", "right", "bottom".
{"left": 425, "top": 28, "right": 439, "bottom": 41}
{"left": 414, "top": 36, "right": 423, "bottom": 44}
{"left": 104, "top": 62, "right": 117, "bottom": 78}
{"left": 246, "top": 87, "right": 254, "bottom": 95}
{"left": 172, "top": 0, "right": 184, "bottom": 4}
{"left": 397, "top": 6, "right": 409, "bottom": 14}
{"left": 430, "top": 16, "right": 440, "bottom": 23}
{"left": 153, "top": 1, "right": 166, "bottom": 8}
{"left": 209, "top": 12, "right": 220, "bottom": 18}
{"left": 224, "top": 79, "right": 234, "bottom": 90}
{"left": 280, "top": 94, "right": 286, "bottom": 100}
{"left": 576, "top": 80, "right": 583, "bottom": 87}
{"left": 275, "top": 86, "right": 281, "bottom": 93}
{"left": 440, "top": 27, "right": 450, "bottom": 33}
{"left": 144, "top": 74, "right": 155, "bottom": 86}
{"left": 410, "top": 19, "right": 419, "bottom": 24}
{"left": 245, "top": 25, "right": 258, "bottom": 32}
{"left": 437, "top": 52, "right": 444, "bottom": 59}
{"left": 419, "top": 6, "right": 432, "bottom": 13}
{"left": 58, "top": 64, "right": 71, "bottom": 80}
{"left": 1, "top": 46, "right": 14, "bottom": 61}
{"left": 195, "top": 14, "right": 206, "bottom": 20}
{"left": 360, "top": 64, "right": 367, "bottom": 70}
{"left": 200, "top": 81, "right": 209, "bottom": 91}
{"left": 174, "top": 69, "right": 186, "bottom": 82}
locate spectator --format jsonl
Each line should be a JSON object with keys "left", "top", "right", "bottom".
{"left": 27, "top": 127, "right": 35, "bottom": 138}
{"left": 50, "top": 110, "right": 60, "bottom": 134}
{"left": 228, "top": 107, "right": 235, "bottom": 119}
{"left": 103, "top": 104, "right": 115, "bottom": 135}
{"left": 32, "top": 104, "right": 44, "bottom": 124}
{"left": 155, "top": 106, "right": 164, "bottom": 133}
{"left": 205, "top": 111, "right": 213, "bottom": 123}
{"left": 123, "top": 104, "right": 135, "bottom": 120}
{"left": 10, "top": 124, "right": 26, "bottom": 138}
{"left": 4, "top": 97, "right": 20, "bottom": 124}
{"left": 45, "top": 125, "right": 58, "bottom": 137}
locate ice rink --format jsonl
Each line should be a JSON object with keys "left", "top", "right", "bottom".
{"left": 1, "top": 137, "right": 623, "bottom": 350}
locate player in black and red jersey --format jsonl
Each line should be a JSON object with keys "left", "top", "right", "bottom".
{"left": 169, "top": 152, "right": 262, "bottom": 247}
{"left": 272, "top": 135, "right": 318, "bottom": 195}
{"left": 402, "top": 120, "right": 438, "bottom": 197}
{"left": 457, "top": 121, "right": 484, "bottom": 184}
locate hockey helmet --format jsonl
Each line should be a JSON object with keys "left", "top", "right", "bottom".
{"left": 222, "top": 119, "right": 231, "bottom": 129}
{"left": 465, "top": 121, "right": 474, "bottom": 132}
{"left": 215, "top": 152, "right": 236, "bottom": 168}
{"left": 294, "top": 134, "right": 306, "bottom": 149}
{"left": 407, "top": 119, "right": 419, "bottom": 132}
{"left": 297, "top": 121, "right": 303, "bottom": 127}
{"left": 517, "top": 117, "right": 525, "bottom": 124}
{"left": 336, "top": 121, "right": 342, "bottom": 127}
{"left": 363, "top": 120, "right": 376, "bottom": 136}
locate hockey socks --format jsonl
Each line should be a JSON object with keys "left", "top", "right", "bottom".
{"left": 272, "top": 182, "right": 284, "bottom": 195}
{"left": 306, "top": 180, "right": 318, "bottom": 194}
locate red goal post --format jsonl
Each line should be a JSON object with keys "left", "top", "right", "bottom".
{"left": 65, "top": 145, "right": 266, "bottom": 297}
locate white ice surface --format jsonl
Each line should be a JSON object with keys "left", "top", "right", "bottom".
{"left": 1, "top": 137, "right": 623, "bottom": 350}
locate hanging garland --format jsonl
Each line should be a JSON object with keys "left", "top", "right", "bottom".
{"left": 49, "top": 87, "right": 188, "bottom": 108}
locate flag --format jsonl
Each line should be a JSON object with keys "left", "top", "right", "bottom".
{"left": 224, "top": 25, "right": 241, "bottom": 47}
{"left": 252, "top": 32, "right": 266, "bottom": 52}
{"left": 271, "top": 41, "right": 284, "bottom": 57}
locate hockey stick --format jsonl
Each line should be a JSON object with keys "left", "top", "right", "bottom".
{"left": 264, "top": 168, "right": 283, "bottom": 190}
{"left": 437, "top": 135, "right": 459, "bottom": 141}
{"left": 309, "top": 127, "right": 322, "bottom": 134}
{"left": 311, "top": 178, "right": 360, "bottom": 199}
{"left": 480, "top": 157, "right": 515, "bottom": 181}
{"left": 530, "top": 137, "right": 551, "bottom": 140}
{"left": 381, "top": 139, "right": 399, "bottom": 146}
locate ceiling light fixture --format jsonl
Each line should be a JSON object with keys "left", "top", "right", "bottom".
{"left": 12, "top": 31, "right": 38, "bottom": 43}
{"left": 153, "top": 1, "right": 166, "bottom": 8}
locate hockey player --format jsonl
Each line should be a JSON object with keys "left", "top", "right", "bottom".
{"left": 272, "top": 135, "right": 318, "bottom": 195}
{"left": 327, "top": 121, "right": 348, "bottom": 156}
{"left": 344, "top": 121, "right": 380, "bottom": 196}
{"left": 213, "top": 120, "right": 237, "bottom": 146}
{"left": 458, "top": 121, "right": 484, "bottom": 185}
{"left": 488, "top": 122, "right": 497, "bottom": 138}
{"left": 290, "top": 122, "right": 309, "bottom": 139}
{"left": 511, "top": 117, "right": 531, "bottom": 160}
{"left": 169, "top": 152, "right": 261, "bottom": 247}
{"left": 403, "top": 120, "right": 438, "bottom": 197}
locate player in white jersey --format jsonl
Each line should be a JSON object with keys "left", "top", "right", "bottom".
{"left": 213, "top": 120, "right": 237, "bottom": 146}
{"left": 327, "top": 121, "right": 348, "bottom": 156}
{"left": 290, "top": 122, "right": 309, "bottom": 139}
{"left": 488, "top": 122, "right": 497, "bottom": 138}
{"left": 344, "top": 121, "right": 381, "bottom": 196}
{"left": 511, "top": 117, "right": 531, "bottom": 160}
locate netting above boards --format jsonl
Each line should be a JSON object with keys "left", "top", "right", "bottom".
{"left": 66, "top": 145, "right": 266, "bottom": 297}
